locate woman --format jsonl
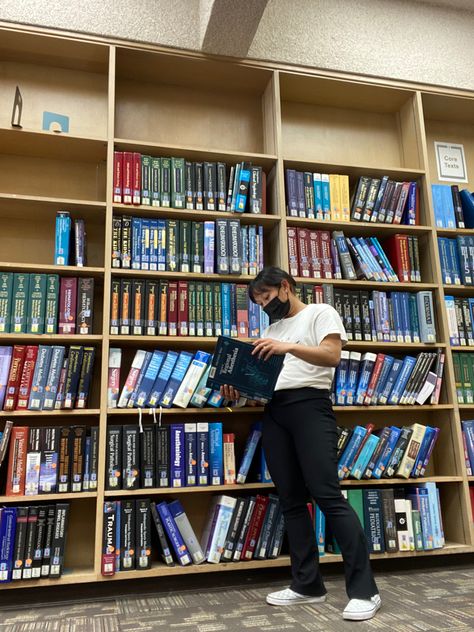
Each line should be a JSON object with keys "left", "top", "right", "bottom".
{"left": 221, "top": 266, "right": 380, "bottom": 622}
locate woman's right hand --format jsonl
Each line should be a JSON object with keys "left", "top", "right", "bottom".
{"left": 220, "top": 384, "right": 260, "bottom": 407}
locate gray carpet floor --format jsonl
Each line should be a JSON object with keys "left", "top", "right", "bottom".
{"left": 1, "top": 565, "right": 474, "bottom": 631}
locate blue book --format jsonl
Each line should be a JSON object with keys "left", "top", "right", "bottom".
{"left": 391, "top": 293, "right": 403, "bottom": 342}
{"left": 221, "top": 283, "right": 232, "bottom": 337}
{"left": 461, "top": 420, "right": 474, "bottom": 475}
{"left": 189, "top": 363, "right": 213, "bottom": 408}
{"left": 248, "top": 299, "right": 260, "bottom": 339}
{"left": 170, "top": 424, "right": 185, "bottom": 487}
{"left": 405, "top": 181, "right": 417, "bottom": 225}
{"left": 159, "top": 351, "right": 194, "bottom": 408}
{"left": 197, "top": 422, "right": 209, "bottom": 486}
{"left": 364, "top": 427, "right": 392, "bottom": 478}
{"left": 372, "top": 426, "right": 402, "bottom": 478}
{"left": 358, "top": 237, "right": 384, "bottom": 281}
{"left": 156, "top": 502, "right": 192, "bottom": 565}
{"left": 83, "top": 436, "right": 92, "bottom": 490}
{"left": 421, "top": 482, "right": 443, "bottom": 548}
{"left": 0, "top": 506, "right": 16, "bottom": 582}
{"left": 350, "top": 434, "right": 380, "bottom": 479}
{"left": 236, "top": 422, "right": 262, "bottom": 483}
{"left": 147, "top": 351, "right": 179, "bottom": 407}
{"left": 157, "top": 219, "right": 167, "bottom": 270}
{"left": 457, "top": 236, "right": 472, "bottom": 285}
{"left": 135, "top": 350, "right": 166, "bottom": 407}
{"left": 248, "top": 225, "right": 258, "bottom": 275}
{"left": 315, "top": 504, "right": 325, "bottom": 556}
{"left": 443, "top": 184, "right": 456, "bottom": 228}
{"left": 412, "top": 425, "right": 435, "bottom": 477}
{"left": 379, "top": 291, "right": 391, "bottom": 341}
{"left": 387, "top": 356, "right": 416, "bottom": 404}
{"left": 236, "top": 164, "right": 251, "bottom": 212}
{"left": 460, "top": 189, "right": 474, "bottom": 228}
{"left": 378, "top": 358, "right": 403, "bottom": 404}
{"left": 168, "top": 499, "right": 205, "bottom": 564}
{"left": 448, "top": 238, "right": 461, "bottom": 284}
{"left": 257, "top": 446, "right": 272, "bottom": 483}
{"left": 140, "top": 219, "right": 151, "bottom": 270}
{"left": 400, "top": 292, "right": 411, "bottom": 342}
{"left": 409, "top": 293, "right": 421, "bottom": 343}
{"left": 345, "top": 351, "right": 361, "bottom": 405}
{"left": 131, "top": 217, "right": 142, "bottom": 270}
{"left": 241, "top": 225, "right": 249, "bottom": 274}
{"left": 437, "top": 237, "right": 450, "bottom": 284}
{"left": 204, "top": 221, "right": 215, "bottom": 275}
{"left": 209, "top": 422, "right": 223, "bottom": 485}
{"left": 337, "top": 426, "right": 366, "bottom": 479}
{"left": 54, "top": 212, "right": 71, "bottom": 265}
{"left": 355, "top": 353, "right": 377, "bottom": 405}
{"left": 406, "top": 487, "right": 433, "bottom": 550}
{"left": 363, "top": 489, "right": 385, "bottom": 553}
{"left": 149, "top": 219, "right": 159, "bottom": 270}
{"left": 321, "top": 174, "right": 331, "bottom": 220}
{"left": 371, "top": 237, "right": 397, "bottom": 282}
{"left": 313, "top": 174, "right": 323, "bottom": 220}
{"left": 335, "top": 350, "right": 350, "bottom": 405}
{"left": 207, "top": 390, "right": 225, "bottom": 408}
{"left": 432, "top": 184, "right": 446, "bottom": 227}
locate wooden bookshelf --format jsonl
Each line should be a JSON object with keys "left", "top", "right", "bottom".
{"left": 0, "top": 22, "right": 473, "bottom": 591}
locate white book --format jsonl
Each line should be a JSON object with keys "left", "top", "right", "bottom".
{"left": 107, "top": 348, "right": 122, "bottom": 408}
{"left": 173, "top": 351, "right": 211, "bottom": 408}
{"left": 396, "top": 423, "right": 426, "bottom": 479}
{"left": 117, "top": 349, "right": 146, "bottom": 408}
{"left": 207, "top": 495, "right": 237, "bottom": 564}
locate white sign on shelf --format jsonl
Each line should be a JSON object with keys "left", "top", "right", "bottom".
{"left": 434, "top": 141, "right": 468, "bottom": 183}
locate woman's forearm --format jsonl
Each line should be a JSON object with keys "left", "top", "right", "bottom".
{"left": 287, "top": 343, "right": 340, "bottom": 368}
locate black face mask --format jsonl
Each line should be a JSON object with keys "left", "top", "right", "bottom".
{"left": 263, "top": 292, "right": 291, "bottom": 321}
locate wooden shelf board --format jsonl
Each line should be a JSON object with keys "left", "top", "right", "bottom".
{"left": 340, "top": 476, "right": 463, "bottom": 486}
{"left": 437, "top": 228, "right": 474, "bottom": 237}
{"left": 0, "top": 192, "right": 106, "bottom": 210}
{"left": 0, "top": 128, "right": 107, "bottom": 162}
{"left": 345, "top": 341, "right": 445, "bottom": 349}
{"left": 334, "top": 404, "right": 453, "bottom": 412}
{"left": 0, "top": 568, "right": 96, "bottom": 590}
{"left": 0, "top": 262, "right": 104, "bottom": 277}
{"left": 111, "top": 269, "right": 256, "bottom": 282}
{"left": 283, "top": 157, "right": 425, "bottom": 180}
{"left": 450, "top": 347, "right": 474, "bottom": 352}
{"left": 109, "top": 335, "right": 250, "bottom": 346}
{"left": 286, "top": 217, "right": 431, "bottom": 235}
{"left": 114, "top": 138, "right": 277, "bottom": 171}
{"left": 108, "top": 407, "right": 265, "bottom": 415}
{"left": 104, "top": 483, "right": 275, "bottom": 498}
{"left": 458, "top": 404, "right": 474, "bottom": 409}
{"left": 113, "top": 204, "right": 280, "bottom": 226}
{"left": 443, "top": 285, "right": 474, "bottom": 297}
{"left": 294, "top": 278, "right": 437, "bottom": 290}
{"left": 0, "top": 492, "right": 98, "bottom": 503}
{"left": 0, "top": 409, "right": 100, "bottom": 417}
{"left": 468, "top": 476, "right": 474, "bottom": 482}
{"left": 0, "top": 334, "right": 102, "bottom": 343}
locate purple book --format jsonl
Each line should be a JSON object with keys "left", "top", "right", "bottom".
{"left": 0, "top": 346, "right": 13, "bottom": 409}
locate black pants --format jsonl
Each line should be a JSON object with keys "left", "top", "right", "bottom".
{"left": 262, "top": 387, "right": 378, "bottom": 599}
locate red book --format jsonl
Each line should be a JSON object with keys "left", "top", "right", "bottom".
{"left": 132, "top": 152, "right": 141, "bottom": 205}
{"left": 122, "top": 152, "right": 133, "bottom": 205}
{"left": 242, "top": 495, "right": 270, "bottom": 560}
{"left": 287, "top": 227, "right": 300, "bottom": 277}
{"left": 3, "top": 345, "right": 26, "bottom": 411}
{"left": 313, "top": 286, "right": 324, "bottom": 303}
{"left": 364, "top": 353, "right": 386, "bottom": 405}
{"left": 178, "top": 281, "right": 188, "bottom": 337}
{"left": 319, "top": 231, "right": 333, "bottom": 279}
{"left": 167, "top": 281, "right": 178, "bottom": 337}
{"left": 309, "top": 230, "right": 322, "bottom": 279}
{"left": 59, "top": 277, "right": 77, "bottom": 334}
{"left": 393, "top": 181, "right": 411, "bottom": 224}
{"left": 6, "top": 426, "right": 29, "bottom": 495}
{"left": 223, "top": 433, "right": 236, "bottom": 484}
{"left": 113, "top": 151, "right": 123, "bottom": 204}
{"left": 296, "top": 228, "right": 311, "bottom": 278}
{"left": 16, "top": 346, "right": 39, "bottom": 410}
{"left": 383, "top": 234, "right": 409, "bottom": 282}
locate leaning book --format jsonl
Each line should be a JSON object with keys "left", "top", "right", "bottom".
{"left": 206, "top": 336, "right": 284, "bottom": 403}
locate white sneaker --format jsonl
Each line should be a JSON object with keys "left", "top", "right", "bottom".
{"left": 343, "top": 594, "right": 381, "bottom": 620}
{"left": 266, "top": 587, "right": 327, "bottom": 606}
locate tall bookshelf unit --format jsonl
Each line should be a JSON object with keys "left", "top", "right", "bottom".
{"left": 0, "top": 23, "right": 473, "bottom": 590}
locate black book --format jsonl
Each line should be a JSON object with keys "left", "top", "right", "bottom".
{"left": 32, "top": 505, "right": 48, "bottom": 578}
{"left": 222, "top": 497, "right": 248, "bottom": 561}
{"left": 41, "top": 505, "right": 57, "bottom": 577}
{"left": 150, "top": 501, "right": 174, "bottom": 566}
{"left": 359, "top": 291, "right": 372, "bottom": 341}
{"left": 155, "top": 425, "right": 170, "bottom": 488}
{"left": 233, "top": 496, "right": 256, "bottom": 561}
{"left": 57, "top": 426, "right": 72, "bottom": 493}
{"left": 255, "top": 494, "right": 280, "bottom": 559}
{"left": 12, "top": 506, "right": 29, "bottom": 581}
{"left": 50, "top": 503, "right": 70, "bottom": 578}
{"left": 22, "top": 506, "right": 38, "bottom": 579}
{"left": 268, "top": 508, "right": 285, "bottom": 558}
{"left": 207, "top": 336, "right": 284, "bottom": 403}
{"left": 120, "top": 500, "right": 136, "bottom": 570}
{"left": 379, "top": 488, "right": 399, "bottom": 553}
{"left": 185, "top": 161, "right": 195, "bottom": 210}
{"left": 135, "top": 499, "right": 152, "bottom": 570}
{"left": 106, "top": 425, "right": 122, "bottom": 491}
{"left": 140, "top": 425, "right": 155, "bottom": 489}
{"left": 122, "top": 425, "right": 140, "bottom": 490}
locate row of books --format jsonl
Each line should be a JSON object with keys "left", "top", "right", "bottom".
{"left": 432, "top": 184, "right": 474, "bottom": 229}
{"left": 336, "top": 422, "right": 439, "bottom": 481}
{"left": 110, "top": 348, "right": 226, "bottom": 411}
{"left": 332, "top": 350, "right": 444, "bottom": 407}
{"left": 445, "top": 296, "right": 474, "bottom": 347}
{"left": 288, "top": 228, "right": 421, "bottom": 282}
{"left": 0, "top": 273, "right": 94, "bottom": 335}
{"left": 462, "top": 420, "right": 474, "bottom": 476}
{"left": 438, "top": 236, "right": 474, "bottom": 286}
{"left": 102, "top": 493, "right": 283, "bottom": 575}
{"left": 106, "top": 421, "right": 266, "bottom": 491}
{"left": 0, "top": 345, "right": 95, "bottom": 411}
{"left": 113, "top": 152, "right": 267, "bottom": 214}
{"left": 112, "top": 216, "right": 264, "bottom": 275}
{"left": 285, "top": 171, "right": 419, "bottom": 226}
{"left": 0, "top": 503, "right": 70, "bottom": 582}
{"left": 110, "top": 279, "right": 269, "bottom": 338}
{"left": 54, "top": 212, "right": 87, "bottom": 266}
{"left": 301, "top": 286, "right": 436, "bottom": 344}
{"left": 2, "top": 425, "right": 98, "bottom": 496}
{"left": 453, "top": 354, "right": 474, "bottom": 404}
{"left": 331, "top": 484, "right": 444, "bottom": 555}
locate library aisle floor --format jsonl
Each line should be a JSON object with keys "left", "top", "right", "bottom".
{"left": 1, "top": 563, "right": 473, "bottom": 631}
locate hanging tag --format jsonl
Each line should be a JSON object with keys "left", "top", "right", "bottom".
{"left": 138, "top": 408, "right": 143, "bottom": 433}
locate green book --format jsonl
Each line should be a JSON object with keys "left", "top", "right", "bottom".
{"left": 204, "top": 282, "right": 214, "bottom": 337}
{"left": 412, "top": 510, "right": 424, "bottom": 551}
{"left": 141, "top": 155, "right": 152, "bottom": 206}
{"left": 0, "top": 272, "right": 13, "bottom": 333}
{"left": 45, "top": 274, "right": 60, "bottom": 334}
{"left": 151, "top": 157, "right": 161, "bottom": 207}
{"left": 452, "top": 353, "right": 463, "bottom": 403}
{"left": 213, "top": 283, "right": 222, "bottom": 337}
{"left": 161, "top": 157, "right": 171, "bottom": 207}
{"left": 11, "top": 273, "right": 30, "bottom": 333}
{"left": 188, "top": 281, "right": 197, "bottom": 337}
{"left": 179, "top": 221, "right": 192, "bottom": 273}
{"left": 171, "top": 157, "right": 185, "bottom": 209}
{"left": 27, "top": 273, "right": 47, "bottom": 334}
{"left": 347, "top": 489, "right": 364, "bottom": 529}
{"left": 196, "top": 282, "right": 204, "bottom": 337}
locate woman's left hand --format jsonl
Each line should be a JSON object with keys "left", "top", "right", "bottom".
{"left": 252, "top": 338, "right": 292, "bottom": 361}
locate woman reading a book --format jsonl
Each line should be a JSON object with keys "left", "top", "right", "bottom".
{"left": 220, "top": 266, "right": 380, "bottom": 622}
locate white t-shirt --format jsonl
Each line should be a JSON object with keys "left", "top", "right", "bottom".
{"left": 263, "top": 303, "right": 348, "bottom": 391}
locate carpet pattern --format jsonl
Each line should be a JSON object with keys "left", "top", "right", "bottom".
{"left": 1, "top": 566, "right": 474, "bottom": 631}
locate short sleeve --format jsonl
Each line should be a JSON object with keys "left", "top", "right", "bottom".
{"left": 313, "top": 304, "right": 348, "bottom": 347}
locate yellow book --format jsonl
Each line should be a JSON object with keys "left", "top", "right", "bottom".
{"left": 329, "top": 174, "right": 341, "bottom": 221}
{"left": 339, "top": 175, "right": 350, "bottom": 222}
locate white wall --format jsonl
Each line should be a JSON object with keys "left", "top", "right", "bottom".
{"left": 1, "top": 0, "right": 473, "bottom": 91}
